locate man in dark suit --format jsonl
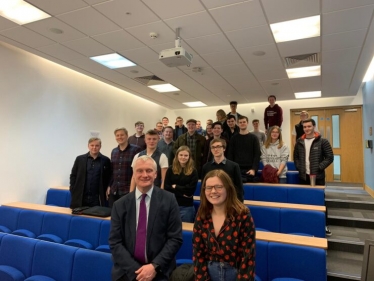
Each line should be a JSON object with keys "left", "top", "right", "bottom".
{"left": 69, "top": 137, "right": 111, "bottom": 209}
{"left": 109, "top": 155, "right": 183, "bottom": 281}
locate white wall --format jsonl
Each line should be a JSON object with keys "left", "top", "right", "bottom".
{"left": 0, "top": 42, "right": 168, "bottom": 205}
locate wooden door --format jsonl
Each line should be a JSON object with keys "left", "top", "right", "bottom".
{"left": 290, "top": 107, "right": 363, "bottom": 184}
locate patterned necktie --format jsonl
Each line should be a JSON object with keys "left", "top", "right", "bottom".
{"left": 134, "top": 193, "right": 147, "bottom": 264}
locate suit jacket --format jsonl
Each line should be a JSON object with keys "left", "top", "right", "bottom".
{"left": 69, "top": 152, "right": 111, "bottom": 209}
{"left": 109, "top": 186, "right": 183, "bottom": 281}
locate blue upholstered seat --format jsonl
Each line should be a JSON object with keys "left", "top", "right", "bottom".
{"left": 0, "top": 207, "right": 21, "bottom": 233}
{"left": 37, "top": 213, "right": 72, "bottom": 243}
{"left": 249, "top": 206, "right": 280, "bottom": 233}
{"left": 71, "top": 249, "right": 112, "bottom": 281}
{"left": 255, "top": 240, "right": 268, "bottom": 281}
{"left": 176, "top": 231, "right": 193, "bottom": 266}
{"left": 46, "top": 189, "right": 70, "bottom": 207}
{"left": 287, "top": 188, "right": 324, "bottom": 206}
{"left": 64, "top": 217, "right": 101, "bottom": 249}
{"left": 12, "top": 210, "right": 44, "bottom": 238}
{"left": 243, "top": 184, "right": 254, "bottom": 200}
{"left": 24, "top": 240, "right": 77, "bottom": 281}
{"left": 194, "top": 181, "right": 202, "bottom": 196}
{"left": 0, "top": 234, "right": 37, "bottom": 281}
{"left": 253, "top": 185, "right": 288, "bottom": 203}
{"left": 96, "top": 220, "right": 111, "bottom": 253}
{"left": 286, "top": 171, "right": 300, "bottom": 184}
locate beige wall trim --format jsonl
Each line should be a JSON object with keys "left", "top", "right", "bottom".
{"left": 364, "top": 184, "right": 374, "bottom": 199}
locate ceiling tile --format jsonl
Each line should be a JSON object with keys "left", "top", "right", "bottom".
{"left": 209, "top": 1, "right": 267, "bottom": 32}
{"left": 92, "top": 30, "right": 145, "bottom": 51}
{"left": 323, "top": 5, "right": 374, "bottom": 35}
{"left": 322, "top": 60, "right": 356, "bottom": 91}
{"left": 237, "top": 44, "right": 279, "bottom": 62}
{"left": 225, "top": 73, "right": 261, "bottom": 89}
{"left": 119, "top": 47, "right": 159, "bottom": 64}
{"left": 277, "top": 37, "right": 320, "bottom": 57}
{"left": 261, "top": 0, "right": 320, "bottom": 24}
{"left": 164, "top": 11, "right": 221, "bottom": 39}
{"left": 126, "top": 21, "right": 176, "bottom": 46}
{"left": 27, "top": 0, "right": 88, "bottom": 16}
{"left": 322, "top": 29, "right": 367, "bottom": 51}
{"left": 57, "top": 7, "right": 120, "bottom": 36}
{"left": 260, "top": 78, "right": 294, "bottom": 97}
{"left": 62, "top": 37, "right": 112, "bottom": 56}
{"left": 84, "top": 0, "right": 110, "bottom": 4}
{"left": 115, "top": 65, "right": 153, "bottom": 78}
{"left": 36, "top": 44, "right": 87, "bottom": 62}
{"left": 322, "top": 0, "right": 374, "bottom": 13}
{"left": 186, "top": 33, "right": 232, "bottom": 54}
{"left": 214, "top": 63, "right": 251, "bottom": 77}
{"left": 141, "top": 60, "right": 177, "bottom": 74}
{"left": 322, "top": 47, "right": 361, "bottom": 64}
{"left": 94, "top": 0, "right": 159, "bottom": 29}
{"left": 0, "top": 16, "right": 18, "bottom": 31}
{"left": 253, "top": 69, "right": 288, "bottom": 81}
{"left": 201, "top": 0, "right": 246, "bottom": 9}
{"left": 142, "top": 0, "right": 205, "bottom": 19}
{"left": 0, "top": 27, "right": 55, "bottom": 48}
{"left": 25, "top": 18, "right": 86, "bottom": 43}
{"left": 226, "top": 25, "right": 274, "bottom": 49}
{"left": 201, "top": 49, "right": 242, "bottom": 67}
{"left": 177, "top": 54, "right": 210, "bottom": 70}
{"left": 248, "top": 56, "right": 285, "bottom": 73}
{"left": 289, "top": 76, "right": 321, "bottom": 92}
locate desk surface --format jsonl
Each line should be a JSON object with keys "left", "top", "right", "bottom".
{"left": 2, "top": 202, "right": 110, "bottom": 220}
{"left": 193, "top": 196, "right": 326, "bottom": 212}
{"left": 3, "top": 202, "right": 327, "bottom": 249}
{"left": 182, "top": 222, "right": 327, "bottom": 249}
{"left": 50, "top": 186, "right": 69, "bottom": 190}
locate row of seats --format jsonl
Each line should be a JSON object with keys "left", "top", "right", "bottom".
{"left": 0, "top": 232, "right": 112, "bottom": 281}
{"left": 178, "top": 231, "right": 327, "bottom": 281}
{"left": 0, "top": 206, "right": 111, "bottom": 252}
{"left": 193, "top": 201, "right": 326, "bottom": 237}
{"left": 194, "top": 182, "right": 325, "bottom": 205}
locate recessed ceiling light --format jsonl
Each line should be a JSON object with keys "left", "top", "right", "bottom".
{"left": 286, "top": 65, "right": 321, "bottom": 79}
{"left": 253, "top": 51, "right": 266, "bottom": 56}
{"left": 270, "top": 15, "right": 320, "bottom": 43}
{"left": 183, "top": 101, "right": 207, "bottom": 107}
{"left": 363, "top": 56, "right": 374, "bottom": 82}
{"left": 294, "top": 91, "right": 321, "bottom": 99}
{"left": 0, "top": 0, "right": 51, "bottom": 25}
{"left": 148, "top": 83, "right": 180, "bottom": 93}
{"left": 90, "top": 53, "right": 136, "bottom": 69}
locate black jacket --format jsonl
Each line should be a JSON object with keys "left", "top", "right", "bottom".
{"left": 69, "top": 152, "right": 111, "bottom": 209}
{"left": 293, "top": 133, "right": 334, "bottom": 181}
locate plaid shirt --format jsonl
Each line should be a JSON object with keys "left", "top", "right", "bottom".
{"left": 187, "top": 133, "right": 197, "bottom": 158}
{"left": 110, "top": 144, "right": 141, "bottom": 195}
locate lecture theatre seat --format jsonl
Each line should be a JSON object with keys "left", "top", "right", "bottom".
{"left": 252, "top": 185, "right": 288, "bottom": 203}
{"left": 249, "top": 206, "right": 280, "bottom": 233}
{"left": 286, "top": 171, "right": 300, "bottom": 184}
{"left": 255, "top": 240, "right": 268, "bottom": 281}
{"left": 12, "top": 210, "right": 45, "bottom": 238}
{"left": 194, "top": 181, "right": 202, "bottom": 196}
{"left": 37, "top": 213, "right": 72, "bottom": 244}
{"left": 176, "top": 231, "right": 193, "bottom": 266}
{"left": 96, "top": 220, "right": 111, "bottom": 253}
{"left": 287, "top": 187, "right": 324, "bottom": 206}
{"left": 64, "top": 216, "right": 101, "bottom": 249}
{"left": 0, "top": 206, "right": 21, "bottom": 233}
{"left": 46, "top": 189, "right": 70, "bottom": 207}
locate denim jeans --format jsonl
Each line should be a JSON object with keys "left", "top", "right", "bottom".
{"left": 207, "top": 261, "right": 237, "bottom": 281}
{"left": 279, "top": 177, "right": 287, "bottom": 184}
{"left": 179, "top": 206, "right": 195, "bottom": 223}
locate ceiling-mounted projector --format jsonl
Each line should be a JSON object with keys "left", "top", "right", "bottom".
{"left": 159, "top": 27, "right": 193, "bottom": 67}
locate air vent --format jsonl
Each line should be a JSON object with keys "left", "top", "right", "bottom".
{"left": 133, "top": 75, "right": 164, "bottom": 86}
{"left": 285, "top": 53, "right": 320, "bottom": 68}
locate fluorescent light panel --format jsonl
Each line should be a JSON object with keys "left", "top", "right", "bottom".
{"left": 90, "top": 53, "right": 136, "bottom": 69}
{"left": 295, "top": 91, "right": 321, "bottom": 99}
{"left": 148, "top": 84, "right": 180, "bottom": 93}
{"left": 286, "top": 65, "right": 321, "bottom": 79}
{"left": 363, "top": 56, "right": 374, "bottom": 82}
{"left": 270, "top": 15, "right": 320, "bottom": 43}
{"left": 183, "top": 101, "right": 207, "bottom": 107}
{"left": 0, "top": 0, "right": 51, "bottom": 25}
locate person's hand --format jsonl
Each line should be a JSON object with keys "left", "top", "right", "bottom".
{"left": 135, "top": 264, "right": 157, "bottom": 281}
{"left": 172, "top": 184, "right": 176, "bottom": 189}
{"left": 106, "top": 187, "right": 110, "bottom": 199}
{"left": 246, "top": 169, "right": 255, "bottom": 176}
{"left": 276, "top": 170, "right": 281, "bottom": 176}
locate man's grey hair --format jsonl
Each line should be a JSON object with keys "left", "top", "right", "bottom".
{"left": 134, "top": 155, "right": 157, "bottom": 171}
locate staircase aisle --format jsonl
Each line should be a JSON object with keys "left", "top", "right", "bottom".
{"left": 325, "top": 184, "right": 374, "bottom": 281}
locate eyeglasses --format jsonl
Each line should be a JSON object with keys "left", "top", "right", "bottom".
{"left": 205, "top": 185, "right": 224, "bottom": 192}
{"left": 211, "top": 145, "right": 223, "bottom": 150}
{"left": 136, "top": 124, "right": 144, "bottom": 127}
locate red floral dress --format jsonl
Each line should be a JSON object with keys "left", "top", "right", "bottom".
{"left": 192, "top": 212, "right": 256, "bottom": 280}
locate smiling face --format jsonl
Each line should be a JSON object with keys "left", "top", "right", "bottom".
{"left": 212, "top": 124, "right": 223, "bottom": 137}
{"left": 156, "top": 123, "right": 163, "bottom": 131}
{"left": 145, "top": 134, "right": 159, "bottom": 149}
{"left": 211, "top": 142, "right": 225, "bottom": 158}
{"left": 162, "top": 118, "right": 169, "bottom": 126}
{"left": 204, "top": 176, "right": 227, "bottom": 207}
{"left": 177, "top": 149, "right": 190, "bottom": 167}
{"left": 227, "top": 118, "right": 236, "bottom": 128}
{"left": 238, "top": 118, "right": 248, "bottom": 131}
{"left": 115, "top": 129, "right": 128, "bottom": 146}
{"left": 163, "top": 127, "right": 173, "bottom": 141}
{"left": 187, "top": 121, "right": 196, "bottom": 134}
{"left": 303, "top": 121, "right": 315, "bottom": 138}
{"left": 133, "top": 158, "right": 157, "bottom": 192}
{"left": 270, "top": 127, "right": 280, "bottom": 142}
